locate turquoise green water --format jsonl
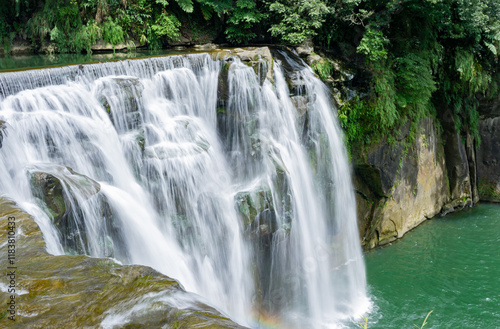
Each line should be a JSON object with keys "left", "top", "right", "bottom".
{"left": 365, "top": 204, "right": 500, "bottom": 328}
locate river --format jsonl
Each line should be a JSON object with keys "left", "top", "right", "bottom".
{"left": 365, "top": 204, "right": 500, "bottom": 328}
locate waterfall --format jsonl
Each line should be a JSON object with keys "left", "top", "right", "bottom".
{"left": 0, "top": 50, "right": 369, "bottom": 327}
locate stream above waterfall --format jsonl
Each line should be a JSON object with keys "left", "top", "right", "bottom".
{"left": 0, "top": 49, "right": 210, "bottom": 72}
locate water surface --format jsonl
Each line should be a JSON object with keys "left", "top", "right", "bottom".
{"left": 0, "top": 49, "right": 206, "bottom": 72}
{"left": 365, "top": 204, "right": 500, "bottom": 328}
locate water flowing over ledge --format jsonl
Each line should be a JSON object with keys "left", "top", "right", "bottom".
{"left": 0, "top": 48, "right": 370, "bottom": 328}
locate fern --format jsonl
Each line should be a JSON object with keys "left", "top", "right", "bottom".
{"left": 103, "top": 18, "right": 125, "bottom": 52}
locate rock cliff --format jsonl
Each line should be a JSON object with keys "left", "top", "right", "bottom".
{"left": 354, "top": 117, "right": 479, "bottom": 249}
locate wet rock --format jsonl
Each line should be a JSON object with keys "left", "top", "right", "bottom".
{"left": 0, "top": 197, "right": 246, "bottom": 328}
{"left": 217, "top": 61, "right": 232, "bottom": 109}
{"left": 30, "top": 171, "right": 67, "bottom": 223}
{"left": 442, "top": 129, "right": 474, "bottom": 207}
{"left": 290, "top": 96, "right": 308, "bottom": 117}
{"left": 235, "top": 188, "right": 274, "bottom": 227}
{"left": 290, "top": 96, "right": 311, "bottom": 138}
{"left": 28, "top": 165, "right": 107, "bottom": 254}
{"left": 234, "top": 47, "right": 274, "bottom": 83}
{"left": 0, "top": 120, "right": 6, "bottom": 148}
{"left": 251, "top": 209, "right": 278, "bottom": 238}
{"left": 97, "top": 77, "right": 144, "bottom": 132}
{"left": 30, "top": 166, "right": 101, "bottom": 224}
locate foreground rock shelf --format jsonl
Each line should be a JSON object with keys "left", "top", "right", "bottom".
{"left": 0, "top": 197, "right": 246, "bottom": 328}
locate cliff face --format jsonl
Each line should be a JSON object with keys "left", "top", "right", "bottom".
{"left": 477, "top": 96, "right": 500, "bottom": 202}
{"left": 354, "top": 117, "right": 480, "bottom": 249}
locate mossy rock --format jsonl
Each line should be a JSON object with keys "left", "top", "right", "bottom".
{"left": 28, "top": 165, "right": 109, "bottom": 255}
{"left": 29, "top": 165, "right": 100, "bottom": 226}
{"left": 0, "top": 197, "right": 246, "bottom": 328}
{"left": 235, "top": 188, "right": 274, "bottom": 227}
{"left": 478, "top": 178, "right": 500, "bottom": 202}
{"left": 30, "top": 172, "right": 67, "bottom": 224}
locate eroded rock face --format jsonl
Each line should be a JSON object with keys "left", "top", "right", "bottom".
{"left": 477, "top": 117, "right": 500, "bottom": 201}
{"left": 0, "top": 197, "right": 246, "bottom": 328}
{"left": 355, "top": 118, "right": 451, "bottom": 248}
{"left": 443, "top": 130, "right": 474, "bottom": 206}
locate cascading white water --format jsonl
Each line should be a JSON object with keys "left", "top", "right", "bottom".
{"left": 0, "top": 50, "right": 369, "bottom": 328}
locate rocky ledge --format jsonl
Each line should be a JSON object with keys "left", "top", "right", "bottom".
{"left": 0, "top": 197, "right": 246, "bottom": 328}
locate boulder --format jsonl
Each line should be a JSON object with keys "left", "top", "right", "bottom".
{"left": 0, "top": 197, "right": 246, "bottom": 328}
{"left": 233, "top": 47, "right": 274, "bottom": 83}
{"left": 306, "top": 54, "right": 322, "bottom": 66}
{"left": 30, "top": 171, "right": 67, "bottom": 224}
{"left": 295, "top": 39, "right": 314, "bottom": 58}
{"left": 90, "top": 39, "right": 139, "bottom": 52}
{"left": 29, "top": 166, "right": 100, "bottom": 224}
{"left": 168, "top": 34, "right": 193, "bottom": 47}
{"left": 296, "top": 45, "right": 314, "bottom": 58}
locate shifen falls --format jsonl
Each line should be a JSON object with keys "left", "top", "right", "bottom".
{"left": 0, "top": 48, "right": 371, "bottom": 328}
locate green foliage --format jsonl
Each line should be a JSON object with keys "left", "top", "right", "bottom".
{"left": 338, "top": 96, "right": 372, "bottom": 149}
{"left": 173, "top": 0, "right": 195, "bottom": 13}
{"left": 151, "top": 13, "right": 181, "bottom": 40}
{"left": 311, "top": 59, "right": 333, "bottom": 81}
{"left": 357, "top": 29, "right": 388, "bottom": 62}
{"left": 393, "top": 53, "right": 436, "bottom": 117}
{"left": 1, "top": 0, "right": 499, "bottom": 157}
{"left": 268, "top": 0, "right": 330, "bottom": 44}
{"left": 225, "top": 0, "right": 262, "bottom": 44}
{"left": 102, "top": 18, "right": 125, "bottom": 51}
{"left": 358, "top": 316, "right": 369, "bottom": 329}
{"left": 333, "top": 0, "right": 500, "bottom": 150}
